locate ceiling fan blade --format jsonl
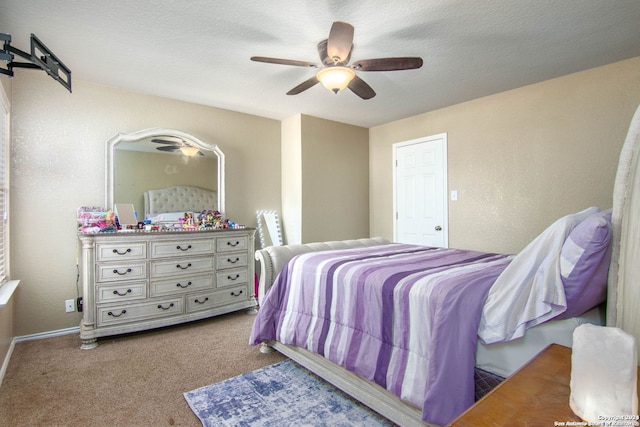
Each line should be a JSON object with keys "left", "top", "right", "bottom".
{"left": 317, "top": 39, "right": 331, "bottom": 66}
{"left": 251, "top": 56, "right": 317, "bottom": 68}
{"left": 156, "top": 146, "right": 179, "bottom": 152}
{"left": 287, "top": 76, "right": 320, "bottom": 95}
{"left": 348, "top": 76, "right": 376, "bottom": 100}
{"left": 352, "top": 57, "right": 423, "bottom": 71}
{"left": 151, "top": 138, "right": 181, "bottom": 145}
{"left": 317, "top": 39, "right": 352, "bottom": 66}
{"left": 327, "top": 21, "right": 354, "bottom": 64}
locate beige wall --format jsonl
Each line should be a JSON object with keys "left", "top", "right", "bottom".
{"left": 370, "top": 57, "right": 640, "bottom": 254}
{"left": 8, "top": 71, "right": 281, "bottom": 336}
{"left": 0, "top": 299, "right": 12, "bottom": 374}
{"left": 280, "top": 114, "right": 369, "bottom": 244}
{"left": 300, "top": 115, "right": 369, "bottom": 243}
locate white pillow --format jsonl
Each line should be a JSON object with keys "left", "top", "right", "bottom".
{"left": 478, "top": 206, "right": 600, "bottom": 344}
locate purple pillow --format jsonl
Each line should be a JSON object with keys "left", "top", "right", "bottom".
{"left": 557, "top": 209, "right": 612, "bottom": 319}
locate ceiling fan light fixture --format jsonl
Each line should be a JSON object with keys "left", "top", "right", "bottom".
{"left": 316, "top": 66, "right": 355, "bottom": 94}
{"left": 180, "top": 146, "right": 200, "bottom": 157}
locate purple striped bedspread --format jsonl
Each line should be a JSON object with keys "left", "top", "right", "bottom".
{"left": 250, "top": 244, "right": 513, "bottom": 425}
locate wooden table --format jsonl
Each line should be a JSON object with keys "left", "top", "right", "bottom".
{"left": 448, "top": 343, "right": 640, "bottom": 426}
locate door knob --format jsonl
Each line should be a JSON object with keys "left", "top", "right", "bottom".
{"left": 435, "top": 225, "right": 442, "bottom": 231}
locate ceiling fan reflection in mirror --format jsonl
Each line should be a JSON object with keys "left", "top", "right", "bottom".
{"left": 251, "top": 21, "right": 423, "bottom": 99}
{"left": 151, "top": 137, "right": 203, "bottom": 157}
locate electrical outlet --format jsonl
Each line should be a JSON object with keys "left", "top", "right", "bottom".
{"left": 65, "top": 299, "right": 75, "bottom": 313}
{"left": 77, "top": 296, "right": 83, "bottom": 312}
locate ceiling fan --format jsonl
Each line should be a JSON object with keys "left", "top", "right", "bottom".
{"left": 151, "top": 138, "right": 203, "bottom": 157}
{"left": 251, "top": 21, "right": 423, "bottom": 100}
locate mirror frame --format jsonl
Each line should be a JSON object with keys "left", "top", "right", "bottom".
{"left": 256, "top": 210, "right": 283, "bottom": 248}
{"left": 105, "top": 128, "right": 225, "bottom": 215}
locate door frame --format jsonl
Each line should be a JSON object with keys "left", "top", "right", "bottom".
{"left": 392, "top": 133, "right": 449, "bottom": 247}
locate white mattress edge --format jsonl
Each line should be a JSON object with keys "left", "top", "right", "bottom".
{"left": 475, "top": 304, "right": 606, "bottom": 378}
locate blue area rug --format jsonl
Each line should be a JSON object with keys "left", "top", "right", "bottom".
{"left": 184, "top": 360, "right": 394, "bottom": 426}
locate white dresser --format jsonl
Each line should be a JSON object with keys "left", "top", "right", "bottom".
{"left": 78, "top": 228, "right": 255, "bottom": 349}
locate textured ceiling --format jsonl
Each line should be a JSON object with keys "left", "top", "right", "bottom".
{"left": 1, "top": 0, "right": 640, "bottom": 128}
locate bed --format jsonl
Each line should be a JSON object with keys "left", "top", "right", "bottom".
{"left": 143, "top": 185, "right": 218, "bottom": 222}
{"left": 250, "top": 104, "right": 640, "bottom": 426}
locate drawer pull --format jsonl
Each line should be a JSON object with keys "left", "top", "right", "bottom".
{"left": 227, "top": 257, "right": 240, "bottom": 264}
{"left": 113, "top": 289, "right": 133, "bottom": 296}
{"left": 107, "top": 309, "right": 127, "bottom": 317}
{"left": 157, "top": 303, "right": 175, "bottom": 310}
{"left": 113, "top": 268, "right": 132, "bottom": 275}
{"left": 227, "top": 241, "right": 240, "bottom": 247}
{"left": 176, "top": 281, "right": 192, "bottom": 289}
{"left": 112, "top": 248, "right": 132, "bottom": 255}
{"left": 194, "top": 297, "right": 209, "bottom": 304}
{"left": 227, "top": 274, "right": 241, "bottom": 281}
{"left": 176, "top": 244, "right": 192, "bottom": 251}
{"left": 230, "top": 290, "right": 244, "bottom": 297}
{"left": 176, "top": 263, "right": 192, "bottom": 270}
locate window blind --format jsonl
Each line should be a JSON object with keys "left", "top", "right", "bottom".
{"left": 0, "top": 86, "right": 9, "bottom": 284}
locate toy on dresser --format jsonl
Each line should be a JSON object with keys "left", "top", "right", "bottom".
{"left": 77, "top": 206, "right": 116, "bottom": 233}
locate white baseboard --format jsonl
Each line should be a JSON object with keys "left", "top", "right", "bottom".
{"left": 0, "top": 326, "right": 80, "bottom": 387}
{"left": 13, "top": 326, "right": 80, "bottom": 343}
{"left": 0, "top": 338, "right": 15, "bottom": 389}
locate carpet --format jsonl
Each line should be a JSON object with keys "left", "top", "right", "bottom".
{"left": 184, "top": 360, "right": 394, "bottom": 426}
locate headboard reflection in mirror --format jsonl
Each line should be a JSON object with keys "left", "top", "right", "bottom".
{"left": 256, "top": 210, "right": 283, "bottom": 248}
{"left": 105, "top": 128, "right": 225, "bottom": 220}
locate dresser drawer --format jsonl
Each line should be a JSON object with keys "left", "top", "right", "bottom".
{"left": 186, "top": 285, "right": 250, "bottom": 313}
{"left": 150, "top": 274, "right": 214, "bottom": 297}
{"left": 96, "top": 242, "right": 146, "bottom": 262}
{"left": 96, "top": 282, "right": 147, "bottom": 303}
{"left": 149, "top": 239, "right": 215, "bottom": 259}
{"left": 79, "top": 229, "right": 255, "bottom": 348}
{"left": 96, "top": 262, "right": 146, "bottom": 283}
{"left": 96, "top": 298, "right": 184, "bottom": 326}
{"left": 216, "top": 267, "right": 249, "bottom": 288}
{"left": 216, "top": 235, "right": 248, "bottom": 253}
{"left": 150, "top": 256, "right": 214, "bottom": 278}
{"left": 216, "top": 252, "right": 249, "bottom": 270}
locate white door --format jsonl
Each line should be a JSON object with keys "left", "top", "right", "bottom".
{"left": 393, "top": 134, "right": 448, "bottom": 247}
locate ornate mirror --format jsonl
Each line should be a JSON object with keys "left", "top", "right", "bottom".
{"left": 106, "top": 128, "right": 225, "bottom": 219}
